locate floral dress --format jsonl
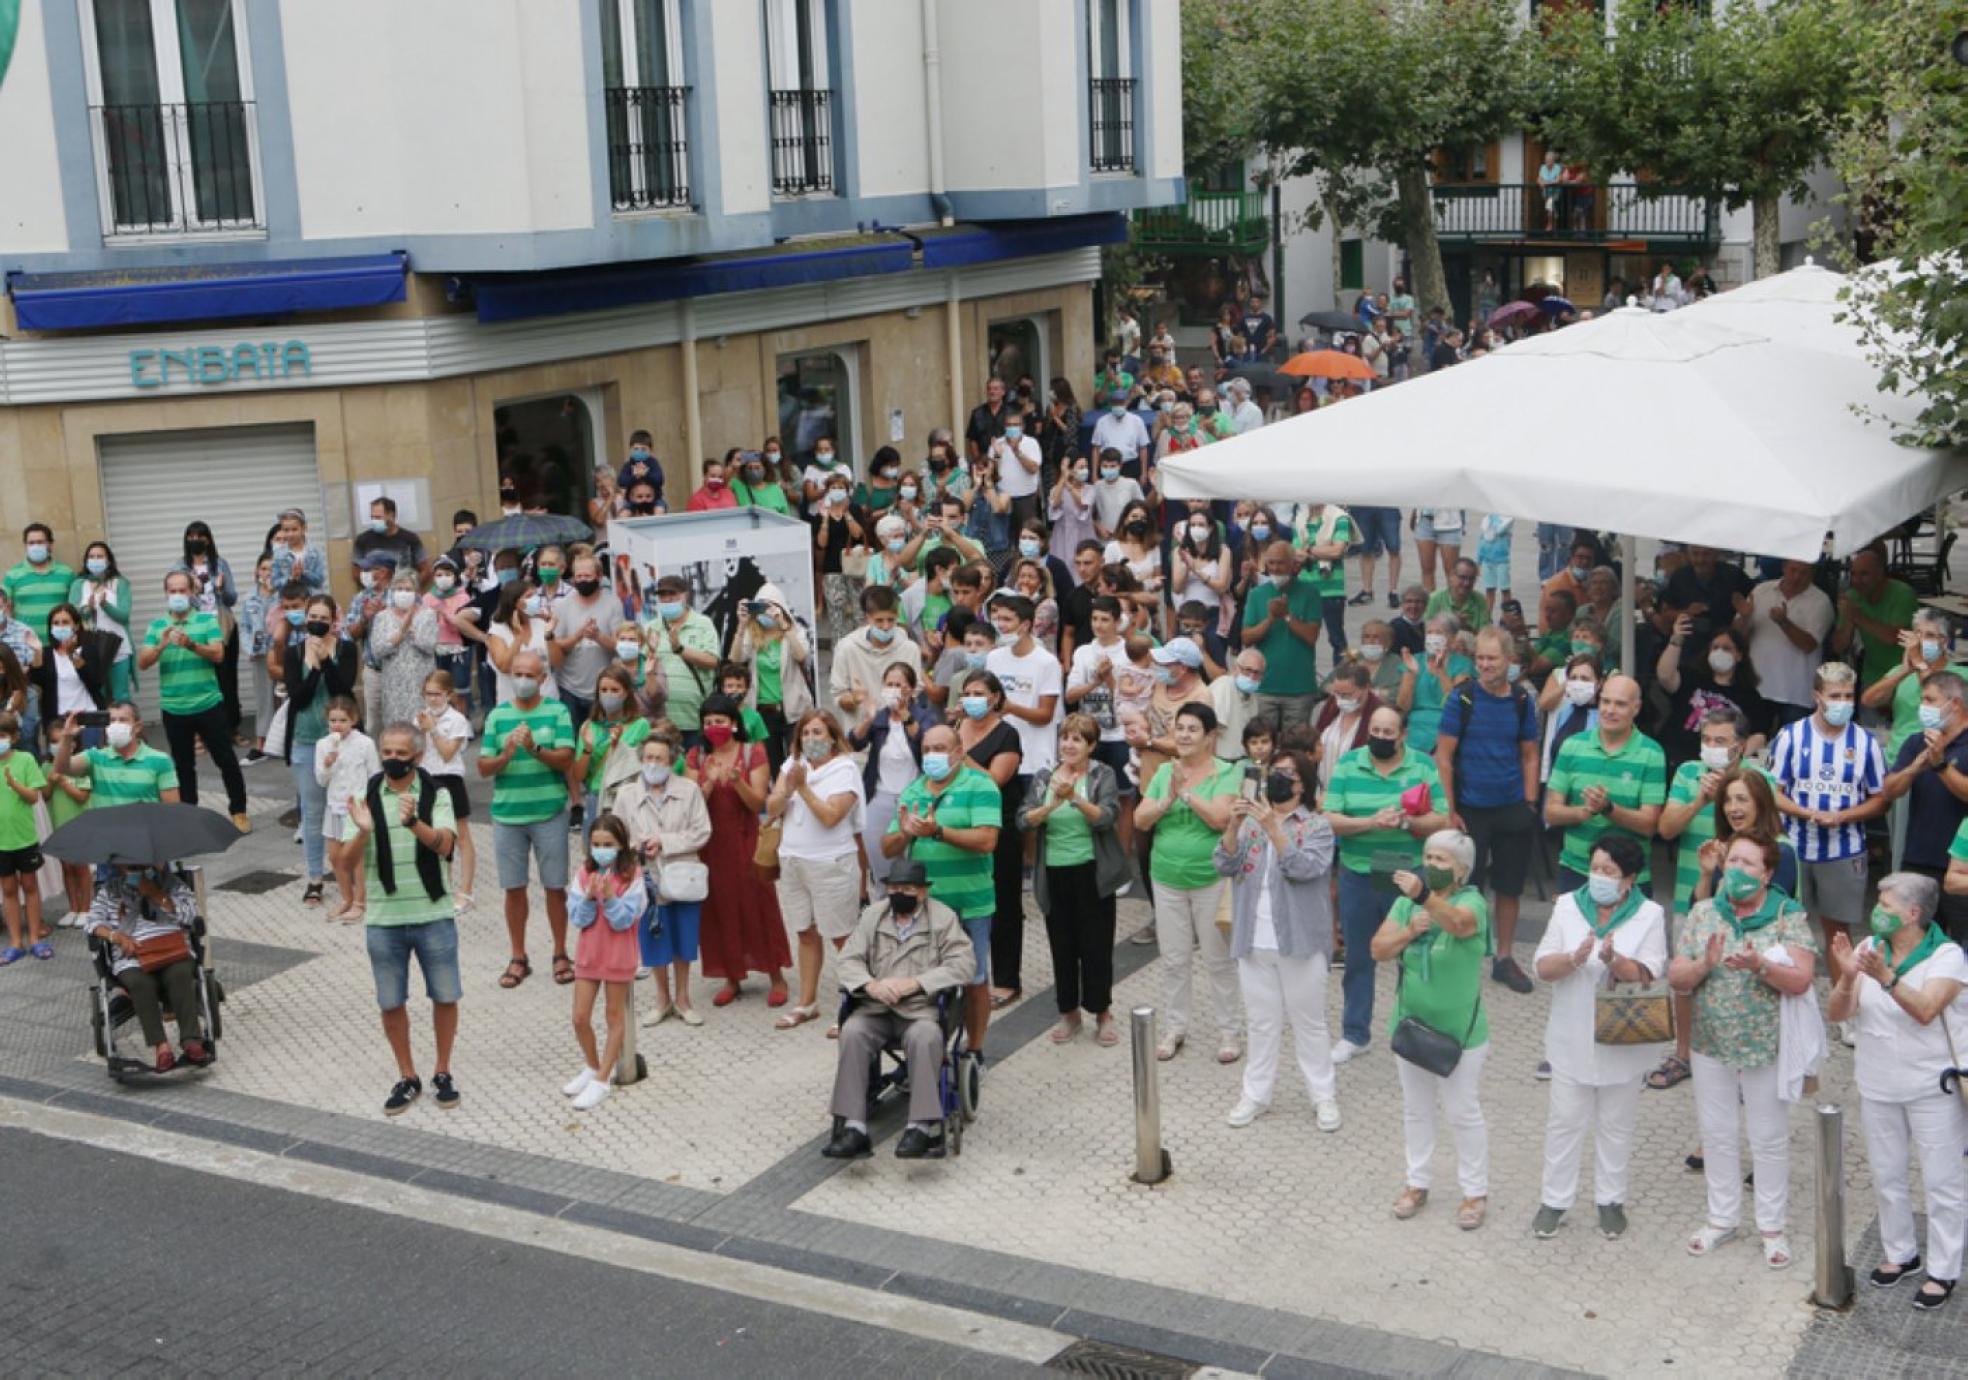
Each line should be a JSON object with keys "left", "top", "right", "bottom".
{"left": 368, "top": 605, "right": 439, "bottom": 729}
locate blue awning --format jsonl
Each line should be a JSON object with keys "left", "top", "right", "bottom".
{"left": 919, "top": 214, "right": 1129, "bottom": 269}
{"left": 6, "top": 253, "right": 408, "bottom": 331}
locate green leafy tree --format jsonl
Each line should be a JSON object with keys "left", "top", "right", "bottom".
{"left": 1538, "top": 0, "right": 1854, "bottom": 279}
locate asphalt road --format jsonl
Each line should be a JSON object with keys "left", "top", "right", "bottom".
{"left": 0, "top": 1126, "right": 1039, "bottom": 1379}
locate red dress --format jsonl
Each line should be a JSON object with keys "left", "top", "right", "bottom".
{"left": 688, "top": 743, "right": 791, "bottom": 981}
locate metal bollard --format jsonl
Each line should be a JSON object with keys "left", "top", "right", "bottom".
{"left": 1811, "top": 1103, "right": 1854, "bottom": 1310}
{"left": 1129, "top": 1006, "right": 1172, "bottom": 1184}
{"left": 615, "top": 981, "right": 645, "bottom": 1087}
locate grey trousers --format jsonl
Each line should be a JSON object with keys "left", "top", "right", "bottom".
{"left": 830, "top": 1007, "right": 946, "bottom": 1125}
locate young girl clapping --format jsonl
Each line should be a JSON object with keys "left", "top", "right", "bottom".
{"left": 563, "top": 814, "right": 645, "bottom": 1112}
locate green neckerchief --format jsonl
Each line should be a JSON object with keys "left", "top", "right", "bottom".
{"left": 1890, "top": 922, "right": 1949, "bottom": 980}
{"left": 1573, "top": 884, "right": 1644, "bottom": 938}
{"left": 1723, "top": 886, "right": 1790, "bottom": 939}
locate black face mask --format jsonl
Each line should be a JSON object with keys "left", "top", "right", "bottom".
{"left": 1125, "top": 520, "right": 1150, "bottom": 539}
{"left": 890, "top": 892, "right": 920, "bottom": 916}
{"left": 628, "top": 502, "right": 657, "bottom": 515}
{"left": 186, "top": 540, "right": 207, "bottom": 554}
{"left": 572, "top": 578, "right": 601, "bottom": 597}
{"left": 1264, "top": 772, "right": 1298, "bottom": 805}
{"left": 381, "top": 757, "right": 415, "bottom": 780}
{"left": 928, "top": 456, "right": 949, "bottom": 472}
{"left": 1367, "top": 737, "right": 1399, "bottom": 762}
{"left": 305, "top": 619, "right": 332, "bottom": 637}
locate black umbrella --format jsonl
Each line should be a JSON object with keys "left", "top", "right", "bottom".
{"left": 42, "top": 803, "right": 246, "bottom": 868}
{"left": 453, "top": 512, "right": 593, "bottom": 554}
{"left": 1298, "top": 310, "right": 1364, "bottom": 334}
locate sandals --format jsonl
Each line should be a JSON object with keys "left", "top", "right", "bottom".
{"left": 1155, "top": 1033, "right": 1185, "bottom": 1061}
{"left": 302, "top": 881, "right": 325, "bottom": 907}
{"left": 990, "top": 987, "right": 1022, "bottom": 1009}
{"left": 552, "top": 953, "right": 575, "bottom": 985}
{"left": 1094, "top": 1017, "right": 1121, "bottom": 1047}
{"left": 1871, "top": 1256, "right": 1922, "bottom": 1288}
{"left": 1049, "top": 1017, "right": 1083, "bottom": 1044}
{"left": 1457, "top": 1197, "right": 1488, "bottom": 1231}
{"left": 1914, "top": 1279, "right": 1956, "bottom": 1311}
{"left": 766, "top": 987, "right": 790, "bottom": 1009}
{"left": 1686, "top": 1224, "right": 1739, "bottom": 1257}
{"left": 713, "top": 984, "right": 742, "bottom": 1007}
{"left": 1762, "top": 1233, "right": 1793, "bottom": 1271}
{"left": 775, "top": 1003, "right": 822, "bottom": 1031}
{"left": 1393, "top": 1186, "right": 1429, "bottom": 1220}
{"left": 498, "top": 957, "right": 532, "bottom": 989}
{"left": 0, "top": 947, "right": 23, "bottom": 966}
{"left": 1647, "top": 1055, "right": 1692, "bottom": 1090}
{"left": 29, "top": 942, "right": 54, "bottom": 961}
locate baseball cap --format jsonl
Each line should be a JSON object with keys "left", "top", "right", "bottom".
{"left": 1150, "top": 637, "right": 1204, "bottom": 670}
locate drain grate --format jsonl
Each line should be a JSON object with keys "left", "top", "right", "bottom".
{"left": 214, "top": 869, "right": 301, "bottom": 896}
{"left": 1046, "top": 1340, "right": 1195, "bottom": 1379}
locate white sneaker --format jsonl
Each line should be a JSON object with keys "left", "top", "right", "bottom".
{"left": 572, "top": 1077, "right": 611, "bottom": 1111}
{"left": 562, "top": 1067, "right": 597, "bottom": 1098}
{"left": 1331, "top": 1039, "right": 1368, "bottom": 1066}
{"left": 292, "top": 828, "right": 304, "bottom": 844}
{"left": 1225, "top": 1097, "right": 1269, "bottom": 1128}
{"left": 1838, "top": 1020, "right": 1857, "bottom": 1049}
{"left": 1315, "top": 1099, "right": 1342, "bottom": 1132}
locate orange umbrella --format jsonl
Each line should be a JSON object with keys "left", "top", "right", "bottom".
{"left": 1277, "top": 349, "right": 1377, "bottom": 381}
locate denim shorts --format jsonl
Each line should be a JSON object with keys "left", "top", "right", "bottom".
{"left": 494, "top": 810, "right": 571, "bottom": 892}
{"left": 960, "top": 914, "right": 991, "bottom": 986}
{"left": 1354, "top": 505, "right": 1403, "bottom": 557}
{"left": 366, "top": 919, "right": 463, "bottom": 1010}
{"left": 1415, "top": 512, "right": 1464, "bottom": 545}
{"left": 1480, "top": 558, "right": 1511, "bottom": 591}
{"left": 640, "top": 900, "right": 702, "bottom": 967}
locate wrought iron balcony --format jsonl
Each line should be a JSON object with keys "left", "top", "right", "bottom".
{"left": 605, "top": 85, "right": 693, "bottom": 211}
{"left": 1131, "top": 189, "right": 1269, "bottom": 257}
{"left": 1089, "top": 77, "right": 1137, "bottom": 174}
{"left": 1432, "top": 181, "right": 1718, "bottom": 244}
{"left": 769, "top": 87, "right": 835, "bottom": 197}
{"left": 91, "top": 100, "right": 259, "bottom": 235}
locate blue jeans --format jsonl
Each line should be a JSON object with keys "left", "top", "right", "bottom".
{"left": 290, "top": 739, "right": 330, "bottom": 880}
{"left": 1536, "top": 523, "right": 1574, "bottom": 582}
{"left": 1338, "top": 868, "right": 1397, "bottom": 1048}
{"left": 1321, "top": 595, "right": 1350, "bottom": 664}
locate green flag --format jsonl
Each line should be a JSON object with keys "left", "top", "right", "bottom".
{"left": 0, "top": 0, "right": 18, "bottom": 94}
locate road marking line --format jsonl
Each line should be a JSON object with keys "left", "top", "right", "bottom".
{"left": 0, "top": 1095, "right": 1072, "bottom": 1366}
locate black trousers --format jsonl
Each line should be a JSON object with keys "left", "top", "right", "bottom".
{"left": 218, "top": 628, "right": 243, "bottom": 731}
{"left": 991, "top": 774, "right": 1031, "bottom": 992}
{"left": 164, "top": 703, "right": 247, "bottom": 815}
{"left": 1043, "top": 861, "right": 1116, "bottom": 1014}
{"left": 757, "top": 703, "right": 790, "bottom": 781}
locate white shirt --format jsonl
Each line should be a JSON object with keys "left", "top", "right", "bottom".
{"left": 1250, "top": 850, "right": 1280, "bottom": 951}
{"left": 990, "top": 435, "right": 1044, "bottom": 499}
{"left": 1535, "top": 891, "right": 1670, "bottom": 1085}
{"left": 1229, "top": 399, "right": 1264, "bottom": 435}
{"left": 876, "top": 718, "right": 919, "bottom": 795}
{"left": 778, "top": 754, "right": 866, "bottom": 860}
{"left": 1745, "top": 579, "right": 1833, "bottom": 708}
{"left": 1174, "top": 551, "right": 1223, "bottom": 609}
{"left": 487, "top": 621, "right": 560, "bottom": 704}
{"left": 1090, "top": 410, "right": 1151, "bottom": 464}
{"left": 1208, "top": 674, "right": 1257, "bottom": 761}
{"left": 1092, "top": 476, "right": 1145, "bottom": 533}
{"left": 54, "top": 651, "right": 94, "bottom": 714}
{"left": 1069, "top": 637, "right": 1131, "bottom": 742}
{"left": 418, "top": 707, "right": 473, "bottom": 778}
{"left": 1854, "top": 936, "right": 1968, "bottom": 1103}
{"left": 987, "top": 642, "right": 1064, "bottom": 773}
{"left": 800, "top": 460, "right": 848, "bottom": 516}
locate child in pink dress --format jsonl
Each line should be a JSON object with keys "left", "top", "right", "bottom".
{"left": 563, "top": 813, "right": 645, "bottom": 1112}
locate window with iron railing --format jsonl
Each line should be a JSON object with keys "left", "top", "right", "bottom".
{"left": 1089, "top": 78, "right": 1136, "bottom": 173}
{"left": 92, "top": 98, "right": 259, "bottom": 233}
{"left": 605, "top": 86, "right": 692, "bottom": 210}
{"left": 769, "top": 87, "right": 834, "bottom": 196}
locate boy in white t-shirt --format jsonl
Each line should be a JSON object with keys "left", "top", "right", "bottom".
{"left": 984, "top": 595, "right": 1063, "bottom": 777}
{"left": 416, "top": 668, "right": 477, "bottom": 911}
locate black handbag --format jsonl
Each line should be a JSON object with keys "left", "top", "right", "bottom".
{"left": 1389, "top": 962, "right": 1482, "bottom": 1078}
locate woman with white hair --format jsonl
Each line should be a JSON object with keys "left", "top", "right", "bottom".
{"left": 1371, "top": 828, "right": 1493, "bottom": 1230}
{"left": 1397, "top": 613, "right": 1473, "bottom": 753}
{"left": 864, "top": 513, "right": 916, "bottom": 592}
{"left": 1828, "top": 871, "right": 1968, "bottom": 1311}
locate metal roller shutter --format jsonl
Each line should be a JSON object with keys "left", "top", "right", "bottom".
{"left": 98, "top": 423, "right": 322, "bottom": 718}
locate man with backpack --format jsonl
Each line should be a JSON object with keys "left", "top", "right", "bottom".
{"left": 1435, "top": 628, "right": 1542, "bottom": 994}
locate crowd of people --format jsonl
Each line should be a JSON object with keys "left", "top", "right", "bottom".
{"left": 3, "top": 303, "right": 1964, "bottom": 1308}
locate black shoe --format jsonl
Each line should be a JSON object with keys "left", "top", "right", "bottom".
{"left": 279, "top": 807, "right": 302, "bottom": 829}
{"left": 569, "top": 804, "right": 585, "bottom": 831}
{"left": 1348, "top": 590, "right": 1373, "bottom": 606}
{"left": 383, "top": 1076, "right": 422, "bottom": 1116}
{"left": 821, "top": 1124, "right": 873, "bottom": 1160}
{"left": 1386, "top": 592, "right": 1399, "bottom": 610}
{"left": 1871, "top": 1256, "right": 1922, "bottom": 1288}
{"left": 1914, "top": 1278, "right": 1956, "bottom": 1311}
{"left": 432, "top": 1072, "right": 460, "bottom": 1109}
{"left": 895, "top": 1126, "right": 946, "bottom": 1159}
{"left": 1492, "top": 956, "right": 1534, "bottom": 994}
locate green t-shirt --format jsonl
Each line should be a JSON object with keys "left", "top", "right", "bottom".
{"left": 1042, "top": 775, "right": 1096, "bottom": 867}
{"left": 1668, "top": 759, "right": 1772, "bottom": 911}
{"left": 1949, "top": 816, "right": 1968, "bottom": 868}
{"left": 0, "top": 752, "right": 48, "bottom": 851}
{"left": 756, "top": 639, "right": 784, "bottom": 707}
{"left": 1294, "top": 512, "right": 1356, "bottom": 600}
{"left": 739, "top": 706, "right": 771, "bottom": 744}
{"left": 80, "top": 743, "right": 178, "bottom": 807}
{"left": 1850, "top": 579, "right": 1919, "bottom": 688}
{"left": 1423, "top": 587, "right": 1490, "bottom": 632}
{"left": 142, "top": 611, "right": 225, "bottom": 715}
{"left": 888, "top": 766, "right": 1000, "bottom": 919}
{"left": 1548, "top": 728, "right": 1669, "bottom": 881}
{"left": 1324, "top": 747, "right": 1442, "bottom": 875}
{"left": 1886, "top": 665, "right": 1968, "bottom": 762}
{"left": 1144, "top": 758, "right": 1240, "bottom": 890}
{"left": 579, "top": 715, "right": 652, "bottom": 794}
{"left": 644, "top": 611, "right": 720, "bottom": 730}
{"left": 858, "top": 484, "right": 900, "bottom": 513}
{"left": 1405, "top": 655, "right": 1475, "bottom": 753}
{"left": 4, "top": 561, "right": 76, "bottom": 636}
{"left": 734, "top": 478, "right": 792, "bottom": 515}
{"left": 1243, "top": 573, "right": 1325, "bottom": 695}
{"left": 1388, "top": 889, "right": 1491, "bottom": 1048}
{"left": 481, "top": 699, "right": 575, "bottom": 824}
{"left": 921, "top": 591, "right": 952, "bottom": 636}
{"left": 343, "top": 787, "right": 457, "bottom": 927}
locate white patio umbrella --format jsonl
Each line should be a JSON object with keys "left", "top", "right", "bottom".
{"left": 1159, "top": 270, "right": 1968, "bottom": 669}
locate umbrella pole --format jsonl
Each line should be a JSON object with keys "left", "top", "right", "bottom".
{"left": 1620, "top": 534, "right": 1637, "bottom": 677}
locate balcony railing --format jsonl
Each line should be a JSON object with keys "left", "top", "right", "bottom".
{"left": 91, "top": 100, "right": 259, "bottom": 235}
{"left": 1432, "top": 182, "right": 1717, "bottom": 244}
{"left": 1132, "top": 189, "right": 1268, "bottom": 257}
{"left": 769, "top": 87, "right": 834, "bottom": 197}
{"left": 1089, "top": 77, "right": 1136, "bottom": 174}
{"left": 605, "top": 85, "right": 693, "bottom": 211}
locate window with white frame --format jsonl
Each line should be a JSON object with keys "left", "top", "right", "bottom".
{"left": 764, "top": 0, "right": 834, "bottom": 196}
{"left": 1086, "top": 0, "right": 1135, "bottom": 174}
{"left": 80, "top": 0, "right": 263, "bottom": 236}
{"left": 602, "top": 0, "right": 691, "bottom": 210}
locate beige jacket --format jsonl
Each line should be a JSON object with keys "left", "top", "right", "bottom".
{"left": 836, "top": 896, "right": 973, "bottom": 1021}
{"left": 734, "top": 585, "right": 815, "bottom": 719}
{"left": 611, "top": 775, "right": 712, "bottom": 863}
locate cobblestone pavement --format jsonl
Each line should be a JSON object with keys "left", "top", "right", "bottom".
{"left": 1, "top": 526, "right": 1959, "bottom": 1378}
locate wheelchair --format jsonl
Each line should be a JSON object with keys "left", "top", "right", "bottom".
{"left": 86, "top": 885, "right": 226, "bottom": 1083}
{"left": 836, "top": 987, "right": 981, "bottom": 1156}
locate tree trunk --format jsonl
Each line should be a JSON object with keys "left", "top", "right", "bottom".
{"left": 1751, "top": 189, "right": 1781, "bottom": 280}
{"left": 1326, "top": 191, "right": 1344, "bottom": 308}
{"left": 1395, "top": 162, "right": 1450, "bottom": 319}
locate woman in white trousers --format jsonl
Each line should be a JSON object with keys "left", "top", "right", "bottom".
{"left": 1668, "top": 834, "right": 1818, "bottom": 1270}
{"left": 1531, "top": 834, "right": 1668, "bottom": 1241}
{"left": 1828, "top": 871, "right": 1968, "bottom": 1311}
{"left": 1212, "top": 750, "right": 1340, "bottom": 1131}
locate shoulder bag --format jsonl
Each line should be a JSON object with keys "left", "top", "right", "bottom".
{"left": 657, "top": 859, "right": 710, "bottom": 904}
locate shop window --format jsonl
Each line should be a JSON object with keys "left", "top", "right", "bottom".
{"left": 494, "top": 392, "right": 602, "bottom": 519}
{"left": 1523, "top": 254, "right": 1566, "bottom": 294}
{"left": 1340, "top": 239, "right": 1364, "bottom": 292}
{"left": 988, "top": 317, "right": 1047, "bottom": 394}
{"left": 776, "top": 347, "right": 857, "bottom": 470}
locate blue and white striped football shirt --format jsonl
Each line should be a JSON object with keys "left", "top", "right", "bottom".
{"left": 1769, "top": 716, "right": 1884, "bottom": 863}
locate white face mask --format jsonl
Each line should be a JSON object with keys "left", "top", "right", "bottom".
{"left": 1707, "top": 649, "right": 1737, "bottom": 675}
{"left": 1334, "top": 696, "right": 1362, "bottom": 715}
{"left": 1699, "top": 744, "right": 1734, "bottom": 771}
{"left": 105, "top": 721, "right": 135, "bottom": 749}
{"left": 1564, "top": 678, "right": 1598, "bottom": 707}
{"left": 1360, "top": 643, "right": 1385, "bottom": 663}
{"left": 390, "top": 589, "right": 415, "bottom": 610}
{"left": 1424, "top": 634, "right": 1448, "bottom": 657}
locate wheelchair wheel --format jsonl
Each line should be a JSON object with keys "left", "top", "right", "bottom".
{"left": 203, "top": 971, "right": 224, "bottom": 1042}
{"left": 958, "top": 1052, "right": 981, "bottom": 1122}
{"left": 946, "top": 1110, "right": 964, "bottom": 1157}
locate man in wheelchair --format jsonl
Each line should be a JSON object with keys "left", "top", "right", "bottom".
{"left": 86, "top": 864, "right": 209, "bottom": 1073}
{"left": 822, "top": 858, "right": 975, "bottom": 1161}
